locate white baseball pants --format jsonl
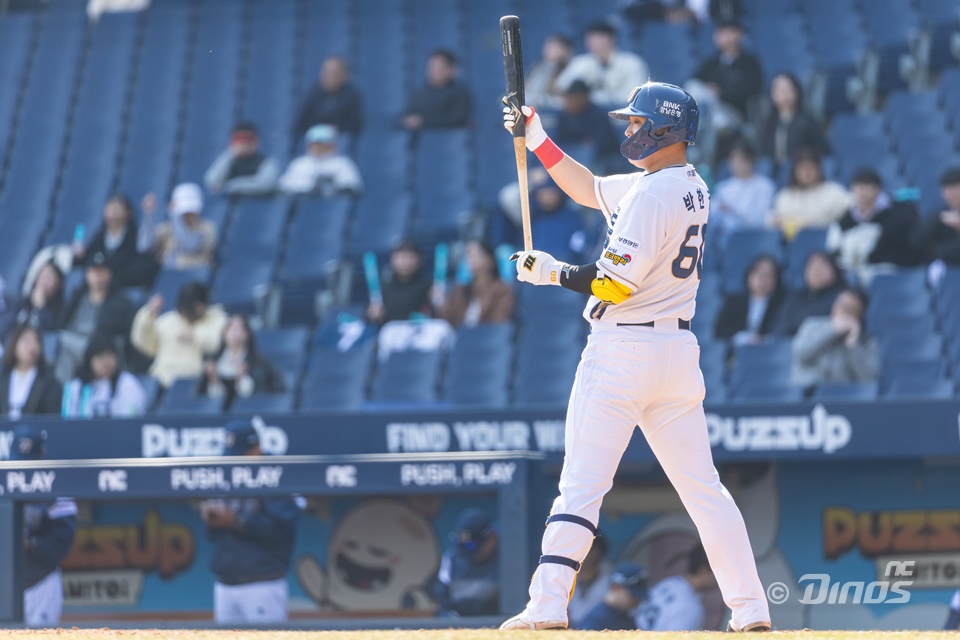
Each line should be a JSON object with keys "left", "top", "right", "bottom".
{"left": 214, "top": 578, "right": 288, "bottom": 625}
{"left": 24, "top": 569, "right": 63, "bottom": 627}
{"left": 524, "top": 322, "right": 770, "bottom": 630}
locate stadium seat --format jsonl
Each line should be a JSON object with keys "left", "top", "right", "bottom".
{"left": 230, "top": 394, "right": 295, "bottom": 415}
{"left": 721, "top": 229, "right": 783, "bottom": 293}
{"left": 813, "top": 381, "right": 879, "bottom": 401}
{"left": 156, "top": 394, "right": 222, "bottom": 416}
{"left": 732, "top": 384, "right": 805, "bottom": 403}
{"left": 884, "top": 379, "right": 955, "bottom": 399}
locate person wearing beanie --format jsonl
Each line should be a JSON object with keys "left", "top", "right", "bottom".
{"left": 138, "top": 183, "right": 218, "bottom": 270}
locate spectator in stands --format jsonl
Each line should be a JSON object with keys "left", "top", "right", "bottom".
{"left": 760, "top": 73, "right": 829, "bottom": 171}
{"left": 768, "top": 149, "right": 851, "bottom": 240}
{"left": 555, "top": 22, "right": 649, "bottom": 107}
{"left": 55, "top": 252, "right": 137, "bottom": 382}
{"left": 828, "top": 167, "right": 920, "bottom": 274}
{"left": 553, "top": 80, "right": 623, "bottom": 169}
{"left": 0, "top": 261, "right": 64, "bottom": 344}
{"left": 771, "top": 251, "right": 845, "bottom": 336}
{"left": 434, "top": 508, "right": 499, "bottom": 617}
{"left": 911, "top": 166, "right": 960, "bottom": 266}
{"left": 278, "top": 124, "right": 363, "bottom": 196}
{"left": 635, "top": 544, "right": 716, "bottom": 631}
{"left": 402, "top": 50, "right": 472, "bottom": 130}
{"left": 568, "top": 537, "right": 612, "bottom": 629}
{"left": 130, "top": 282, "right": 227, "bottom": 388}
{"left": 0, "top": 326, "right": 62, "bottom": 419}
{"left": 13, "top": 424, "right": 77, "bottom": 627}
{"left": 198, "top": 314, "right": 285, "bottom": 411}
{"left": 368, "top": 240, "right": 433, "bottom": 324}
{"left": 61, "top": 336, "right": 146, "bottom": 418}
{"left": 205, "top": 122, "right": 280, "bottom": 197}
{"left": 293, "top": 56, "right": 363, "bottom": 141}
{"left": 791, "top": 288, "right": 878, "bottom": 389}
{"left": 500, "top": 169, "right": 588, "bottom": 263}
{"left": 526, "top": 34, "right": 575, "bottom": 111}
{"left": 714, "top": 255, "right": 784, "bottom": 344}
{"left": 202, "top": 419, "right": 300, "bottom": 624}
{"left": 692, "top": 18, "right": 763, "bottom": 122}
{"left": 621, "top": 0, "right": 745, "bottom": 25}
{"left": 443, "top": 241, "right": 515, "bottom": 327}
{"left": 580, "top": 562, "right": 648, "bottom": 631}
{"left": 74, "top": 195, "right": 156, "bottom": 288}
{"left": 712, "top": 139, "right": 776, "bottom": 233}
{"left": 139, "top": 184, "right": 218, "bottom": 270}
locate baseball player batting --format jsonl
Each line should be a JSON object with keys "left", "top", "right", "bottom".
{"left": 500, "top": 82, "right": 771, "bottom": 632}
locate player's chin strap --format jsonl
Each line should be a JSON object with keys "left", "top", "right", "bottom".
{"left": 538, "top": 514, "right": 601, "bottom": 572}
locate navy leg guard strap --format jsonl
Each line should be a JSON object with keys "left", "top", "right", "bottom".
{"left": 545, "top": 514, "right": 600, "bottom": 537}
{"left": 540, "top": 555, "right": 581, "bottom": 571}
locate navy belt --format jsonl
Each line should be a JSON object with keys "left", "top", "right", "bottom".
{"left": 617, "top": 319, "right": 691, "bottom": 330}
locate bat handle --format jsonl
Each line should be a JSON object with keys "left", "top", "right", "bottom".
{"left": 514, "top": 136, "right": 533, "bottom": 252}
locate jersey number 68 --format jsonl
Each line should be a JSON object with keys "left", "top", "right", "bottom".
{"left": 671, "top": 224, "right": 708, "bottom": 280}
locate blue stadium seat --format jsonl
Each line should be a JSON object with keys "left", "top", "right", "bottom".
{"left": 733, "top": 340, "right": 793, "bottom": 368}
{"left": 156, "top": 394, "right": 221, "bottom": 416}
{"left": 230, "top": 394, "right": 295, "bottom": 415}
{"left": 513, "top": 372, "right": 575, "bottom": 407}
{"left": 137, "top": 375, "right": 162, "bottom": 411}
{"left": 257, "top": 326, "right": 311, "bottom": 358}
{"left": 721, "top": 229, "right": 783, "bottom": 293}
{"left": 443, "top": 374, "right": 509, "bottom": 408}
{"left": 152, "top": 269, "right": 211, "bottom": 311}
{"left": 729, "top": 362, "right": 792, "bottom": 392}
{"left": 813, "top": 381, "right": 879, "bottom": 400}
{"left": 880, "top": 333, "right": 943, "bottom": 363}
{"left": 868, "top": 313, "right": 935, "bottom": 336}
{"left": 784, "top": 228, "right": 828, "bottom": 289}
{"left": 881, "top": 359, "right": 949, "bottom": 392}
{"left": 300, "top": 380, "right": 365, "bottom": 412}
{"left": 732, "top": 384, "right": 805, "bottom": 403}
{"left": 884, "top": 378, "right": 955, "bottom": 399}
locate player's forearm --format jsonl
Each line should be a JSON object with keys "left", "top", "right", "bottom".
{"left": 558, "top": 262, "right": 599, "bottom": 296}
{"left": 542, "top": 154, "right": 600, "bottom": 209}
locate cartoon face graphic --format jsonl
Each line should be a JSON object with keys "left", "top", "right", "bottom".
{"left": 326, "top": 500, "right": 440, "bottom": 610}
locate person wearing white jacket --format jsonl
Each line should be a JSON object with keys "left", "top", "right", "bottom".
{"left": 278, "top": 125, "right": 362, "bottom": 196}
{"left": 131, "top": 282, "right": 227, "bottom": 387}
{"left": 554, "top": 22, "right": 649, "bottom": 107}
{"left": 62, "top": 336, "right": 146, "bottom": 418}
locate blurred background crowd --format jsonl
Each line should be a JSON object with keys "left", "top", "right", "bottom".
{"left": 0, "top": 0, "right": 957, "bottom": 418}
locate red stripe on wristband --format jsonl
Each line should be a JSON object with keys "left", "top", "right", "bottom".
{"left": 534, "top": 137, "right": 564, "bottom": 170}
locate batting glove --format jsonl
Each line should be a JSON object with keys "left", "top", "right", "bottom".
{"left": 511, "top": 250, "right": 564, "bottom": 286}
{"left": 502, "top": 101, "right": 548, "bottom": 151}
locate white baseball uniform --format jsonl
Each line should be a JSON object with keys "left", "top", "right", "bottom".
{"left": 634, "top": 574, "right": 704, "bottom": 631}
{"left": 518, "top": 165, "right": 770, "bottom": 630}
{"left": 24, "top": 569, "right": 64, "bottom": 627}
{"left": 214, "top": 578, "right": 288, "bottom": 625}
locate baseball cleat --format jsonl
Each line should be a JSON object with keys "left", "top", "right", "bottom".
{"left": 499, "top": 612, "right": 568, "bottom": 630}
{"left": 728, "top": 620, "right": 772, "bottom": 632}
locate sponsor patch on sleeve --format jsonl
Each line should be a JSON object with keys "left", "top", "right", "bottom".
{"left": 602, "top": 247, "right": 632, "bottom": 268}
{"left": 614, "top": 235, "right": 640, "bottom": 250}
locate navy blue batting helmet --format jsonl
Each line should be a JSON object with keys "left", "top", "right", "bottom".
{"left": 608, "top": 82, "right": 699, "bottom": 161}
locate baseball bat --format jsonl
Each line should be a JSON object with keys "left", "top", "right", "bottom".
{"left": 500, "top": 15, "right": 533, "bottom": 252}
